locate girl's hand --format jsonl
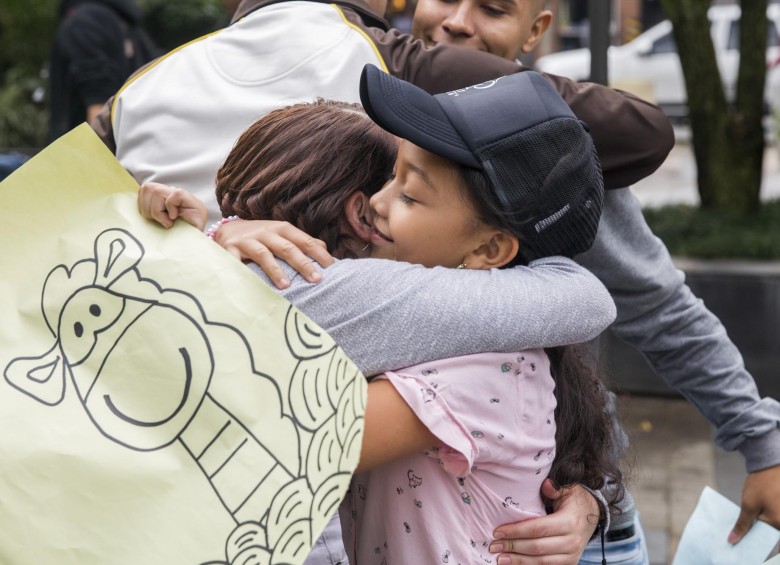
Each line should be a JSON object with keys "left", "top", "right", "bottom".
{"left": 138, "top": 181, "right": 208, "bottom": 232}
{"left": 214, "top": 220, "right": 334, "bottom": 289}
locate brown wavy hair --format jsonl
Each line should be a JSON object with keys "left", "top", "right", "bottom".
{"left": 216, "top": 99, "right": 398, "bottom": 258}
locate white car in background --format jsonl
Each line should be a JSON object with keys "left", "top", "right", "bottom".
{"left": 535, "top": 4, "right": 780, "bottom": 119}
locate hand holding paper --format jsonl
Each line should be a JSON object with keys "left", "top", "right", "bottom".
{"left": 672, "top": 486, "right": 779, "bottom": 565}
{"left": 730, "top": 465, "right": 780, "bottom": 544}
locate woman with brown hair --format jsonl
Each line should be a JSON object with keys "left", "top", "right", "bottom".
{"left": 215, "top": 99, "right": 397, "bottom": 261}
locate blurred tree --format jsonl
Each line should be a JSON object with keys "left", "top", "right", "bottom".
{"left": 137, "top": 0, "right": 228, "bottom": 52}
{"left": 659, "top": 0, "right": 768, "bottom": 216}
{"left": 0, "top": 0, "right": 57, "bottom": 147}
{"left": 0, "top": 0, "right": 227, "bottom": 148}
{"left": 0, "top": 0, "right": 58, "bottom": 75}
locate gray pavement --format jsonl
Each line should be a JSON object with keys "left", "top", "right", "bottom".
{"left": 616, "top": 394, "right": 747, "bottom": 564}
{"left": 616, "top": 391, "right": 780, "bottom": 565}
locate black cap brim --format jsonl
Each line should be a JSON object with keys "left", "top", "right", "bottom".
{"left": 359, "top": 65, "right": 481, "bottom": 168}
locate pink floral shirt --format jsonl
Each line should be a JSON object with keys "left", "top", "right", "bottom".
{"left": 341, "top": 350, "right": 557, "bottom": 564}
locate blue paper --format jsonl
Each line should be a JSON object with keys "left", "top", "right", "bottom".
{"left": 672, "top": 486, "right": 779, "bottom": 564}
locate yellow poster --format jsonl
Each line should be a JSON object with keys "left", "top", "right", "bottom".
{"left": 0, "top": 125, "right": 366, "bottom": 565}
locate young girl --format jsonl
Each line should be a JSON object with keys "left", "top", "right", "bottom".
{"left": 140, "top": 69, "right": 622, "bottom": 564}
{"left": 339, "top": 66, "right": 621, "bottom": 564}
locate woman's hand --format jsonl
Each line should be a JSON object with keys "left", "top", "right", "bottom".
{"left": 138, "top": 181, "right": 208, "bottom": 231}
{"left": 214, "top": 220, "right": 334, "bottom": 289}
{"left": 489, "top": 480, "right": 599, "bottom": 565}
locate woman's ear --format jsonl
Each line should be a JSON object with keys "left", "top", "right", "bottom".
{"left": 463, "top": 230, "right": 519, "bottom": 270}
{"left": 344, "top": 191, "right": 374, "bottom": 242}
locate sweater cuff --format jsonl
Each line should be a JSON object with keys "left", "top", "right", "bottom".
{"left": 581, "top": 485, "right": 610, "bottom": 540}
{"left": 738, "top": 427, "right": 780, "bottom": 473}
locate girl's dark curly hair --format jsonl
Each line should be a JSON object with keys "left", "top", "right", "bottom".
{"left": 458, "top": 166, "right": 624, "bottom": 516}
{"left": 543, "top": 345, "right": 624, "bottom": 514}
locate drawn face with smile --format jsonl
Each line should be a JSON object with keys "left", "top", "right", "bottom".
{"left": 59, "top": 287, "right": 214, "bottom": 450}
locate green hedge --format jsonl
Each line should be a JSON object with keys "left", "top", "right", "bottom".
{"left": 0, "top": 0, "right": 57, "bottom": 147}
{"left": 643, "top": 200, "right": 780, "bottom": 260}
{"left": 139, "top": 0, "right": 229, "bottom": 52}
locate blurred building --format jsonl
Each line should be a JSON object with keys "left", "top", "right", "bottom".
{"left": 538, "top": 0, "right": 664, "bottom": 57}
{"left": 539, "top": 0, "right": 779, "bottom": 57}
{"left": 385, "top": 0, "right": 415, "bottom": 33}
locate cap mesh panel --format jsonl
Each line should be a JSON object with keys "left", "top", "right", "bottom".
{"left": 477, "top": 118, "right": 604, "bottom": 260}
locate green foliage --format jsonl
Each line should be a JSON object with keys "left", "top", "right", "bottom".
{"left": 0, "top": 0, "right": 58, "bottom": 77}
{"left": 0, "top": 67, "right": 48, "bottom": 148}
{"left": 0, "top": 0, "right": 228, "bottom": 148}
{"left": 0, "top": 0, "right": 56, "bottom": 148}
{"left": 138, "top": 0, "right": 228, "bottom": 52}
{"left": 642, "top": 201, "right": 780, "bottom": 259}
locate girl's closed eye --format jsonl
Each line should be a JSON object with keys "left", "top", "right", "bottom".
{"left": 399, "top": 192, "right": 416, "bottom": 205}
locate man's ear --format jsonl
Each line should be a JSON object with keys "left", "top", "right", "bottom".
{"left": 463, "top": 230, "right": 519, "bottom": 270}
{"left": 344, "top": 191, "right": 374, "bottom": 242}
{"left": 521, "top": 10, "right": 553, "bottom": 54}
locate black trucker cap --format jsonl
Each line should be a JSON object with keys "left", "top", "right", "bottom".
{"left": 358, "top": 64, "right": 604, "bottom": 261}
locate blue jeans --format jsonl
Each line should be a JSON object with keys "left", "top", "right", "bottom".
{"left": 304, "top": 513, "right": 349, "bottom": 565}
{"left": 579, "top": 514, "right": 649, "bottom": 565}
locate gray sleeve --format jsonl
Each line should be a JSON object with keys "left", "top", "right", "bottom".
{"left": 576, "top": 188, "right": 780, "bottom": 472}
{"left": 247, "top": 256, "right": 615, "bottom": 377}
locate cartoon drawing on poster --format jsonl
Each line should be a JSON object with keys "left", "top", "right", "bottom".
{"left": 0, "top": 126, "right": 365, "bottom": 565}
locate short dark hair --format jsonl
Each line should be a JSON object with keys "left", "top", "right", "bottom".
{"left": 216, "top": 99, "right": 398, "bottom": 258}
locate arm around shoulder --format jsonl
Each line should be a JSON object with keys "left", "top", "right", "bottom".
{"left": 524, "top": 256, "right": 616, "bottom": 343}
{"left": 279, "top": 257, "right": 614, "bottom": 376}
{"left": 361, "top": 18, "right": 672, "bottom": 190}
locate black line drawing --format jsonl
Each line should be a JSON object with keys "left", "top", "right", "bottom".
{"left": 4, "top": 228, "right": 365, "bottom": 565}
